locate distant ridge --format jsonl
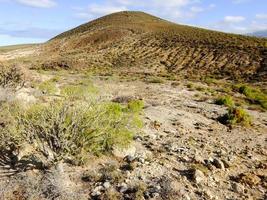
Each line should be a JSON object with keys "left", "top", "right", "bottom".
{"left": 248, "top": 30, "right": 267, "bottom": 38}
{"left": 43, "top": 11, "right": 267, "bottom": 81}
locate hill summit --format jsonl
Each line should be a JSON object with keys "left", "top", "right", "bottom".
{"left": 44, "top": 11, "right": 267, "bottom": 80}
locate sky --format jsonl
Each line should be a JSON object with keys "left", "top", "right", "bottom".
{"left": 0, "top": 0, "right": 266, "bottom": 46}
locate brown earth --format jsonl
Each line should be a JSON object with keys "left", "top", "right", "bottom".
{"left": 41, "top": 11, "right": 267, "bottom": 81}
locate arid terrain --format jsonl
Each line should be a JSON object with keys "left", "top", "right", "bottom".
{"left": 0, "top": 11, "right": 266, "bottom": 200}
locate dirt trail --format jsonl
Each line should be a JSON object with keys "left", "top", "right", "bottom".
{"left": 0, "top": 47, "right": 38, "bottom": 61}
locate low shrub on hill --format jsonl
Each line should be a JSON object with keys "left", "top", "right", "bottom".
{"left": 0, "top": 99, "right": 144, "bottom": 166}
{"left": 215, "top": 96, "right": 234, "bottom": 107}
{"left": 0, "top": 64, "right": 25, "bottom": 88}
{"left": 237, "top": 85, "right": 267, "bottom": 110}
{"left": 219, "top": 107, "right": 252, "bottom": 127}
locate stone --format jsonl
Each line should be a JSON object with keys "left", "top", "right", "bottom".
{"left": 133, "top": 135, "right": 143, "bottom": 142}
{"left": 193, "top": 169, "right": 206, "bottom": 184}
{"left": 137, "top": 157, "right": 145, "bottom": 164}
{"left": 232, "top": 182, "right": 244, "bottom": 194}
{"left": 124, "top": 155, "right": 135, "bottom": 163}
{"left": 213, "top": 158, "right": 225, "bottom": 170}
{"left": 91, "top": 190, "right": 101, "bottom": 197}
{"left": 119, "top": 183, "right": 128, "bottom": 193}
{"left": 103, "top": 182, "right": 111, "bottom": 189}
{"left": 91, "top": 186, "right": 104, "bottom": 196}
{"left": 194, "top": 154, "right": 204, "bottom": 164}
{"left": 221, "top": 159, "right": 230, "bottom": 168}
{"left": 112, "top": 145, "right": 136, "bottom": 158}
{"left": 203, "top": 189, "right": 216, "bottom": 200}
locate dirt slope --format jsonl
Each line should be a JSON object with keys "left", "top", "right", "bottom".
{"left": 43, "top": 11, "right": 267, "bottom": 81}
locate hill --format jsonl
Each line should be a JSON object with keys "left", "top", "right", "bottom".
{"left": 248, "top": 30, "right": 267, "bottom": 38}
{"left": 43, "top": 11, "right": 267, "bottom": 80}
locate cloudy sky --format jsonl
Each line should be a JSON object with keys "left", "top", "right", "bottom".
{"left": 0, "top": 0, "right": 266, "bottom": 46}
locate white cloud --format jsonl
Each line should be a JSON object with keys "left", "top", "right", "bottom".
{"left": 223, "top": 16, "right": 245, "bottom": 23}
{"left": 75, "top": 4, "right": 127, "bottom": 20}
{"left": 15, "top": 0, "right": 56, "bottom": 8}
{"left": 74, "top": 0, "right": 212, "bottom": 22}
{"left": 256, "top": 14, "right": 267, "bottom": 20}
{"left": 208, "top": 15, "right": 267, "bottom": 34}
{"left": 232, "top": 0, "right": 250, "bottom": 4}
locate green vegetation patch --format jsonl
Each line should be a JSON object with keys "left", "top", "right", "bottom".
{"left": 145, "top": 77, "right": 164, "bottom": 84}
{"left": 37, "top": 79, "right": 57, "bottom": 95}
{"left": 61, "top": 80, "right": 98, "bottom": 100}
{"left": 0, "top": 99, "right": 144, "bottom": 165}
{"left": 237, "top": 85, "right": 267, "bottom": 110}
{"left": 219, "top": 107, "right": 252, "bottom": 127}
{"left": 215, "top": 96, "right": 234, "bottom": 107}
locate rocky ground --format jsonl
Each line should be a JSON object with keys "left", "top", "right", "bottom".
{"left": 0, "top": 68, "right": 266, "bottom": 200}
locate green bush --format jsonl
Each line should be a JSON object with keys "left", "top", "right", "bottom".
{"left": 215, "top": 96, "right": 234, "bottom": 107}
{"left": 0, "top": 99, "right": 143, "bottom": 165}
{"left": 220, "top": 107, "right": 252, "bottom": 126}
{"left": 237, "top": 85, "right": 267, "bottom": 110}
{"left": 61, "top": 80, "right": 98, "bottom": 100}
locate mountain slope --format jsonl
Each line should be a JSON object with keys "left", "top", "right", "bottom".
{"left": 44, "top": 11, "right": 267, "bottom": 80}
{"left": 248, "top": 30, "right": 267, "bottom": 38}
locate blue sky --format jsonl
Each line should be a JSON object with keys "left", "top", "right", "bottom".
{"left": 0, "top": 0, "right": 266, "bottom": 46}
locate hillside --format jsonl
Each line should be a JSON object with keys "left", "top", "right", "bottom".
{"left": 44, "top": 11, "right": 267, "bottom": 80}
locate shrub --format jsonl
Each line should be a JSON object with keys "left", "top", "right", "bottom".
{"left": 219, "top": 107, "right": 252, "bottom": 126}
{"left": 0, "top": 102, "right": 21, "bottom": 150}
{"left": 61, "top": 81, "right": 98, "bottom": 100}
{"left": 0, "top": 99, "right": 143, "bottom": 165}
{"left": 237, "top": 85, "right": 267, "bottom": 110}
{"left": 0, "top": 64, "right": 24, "bottom": 88}
{"left": 215, "top": 96, "right": 234, "bottom": 107}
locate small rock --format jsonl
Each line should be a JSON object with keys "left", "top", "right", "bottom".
{"left": 124, "top": 155, "right": 135, "bottom": 163}
{"left": 137, "top": 157, "right": 145, "bottom": 164}
{"left": 203, "top": 189, "right": 216, "bottom": 200}
{"left": 221, "top": 159, "right": 230, "bottom": 168}
{"left": 91, "top": 190, "right": 101, "bottom": 197}
{"left": 91, "top": 186, "right": 104, "bottom": 196}
{"left": 194, "top": 154, "right": 204, "bottom": 164}
{"left": 213, "top": 158, "right": 225, "bottom": 170}
{"left": 183, "top": 194, "right": 191, "bottom": 200}
{"left": 152, "top": 193, "right": 160, "bottom": 198}
{"left": 232, "top": 182, "right": 244, "bottom": 194}
{"left": 134, "top": 135, "right": 143, "bottom": 142}
{"left": 119, "top": 183, "right": 128, "bottom": 193}
{"left": 193, "top": 169, "right": 206, "bottom": 184}
{"left": 112, "top": 145, "right": 136, "bottom": 158}
{"left": 103, "top": 182, "right": 111, "bottom": 189}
